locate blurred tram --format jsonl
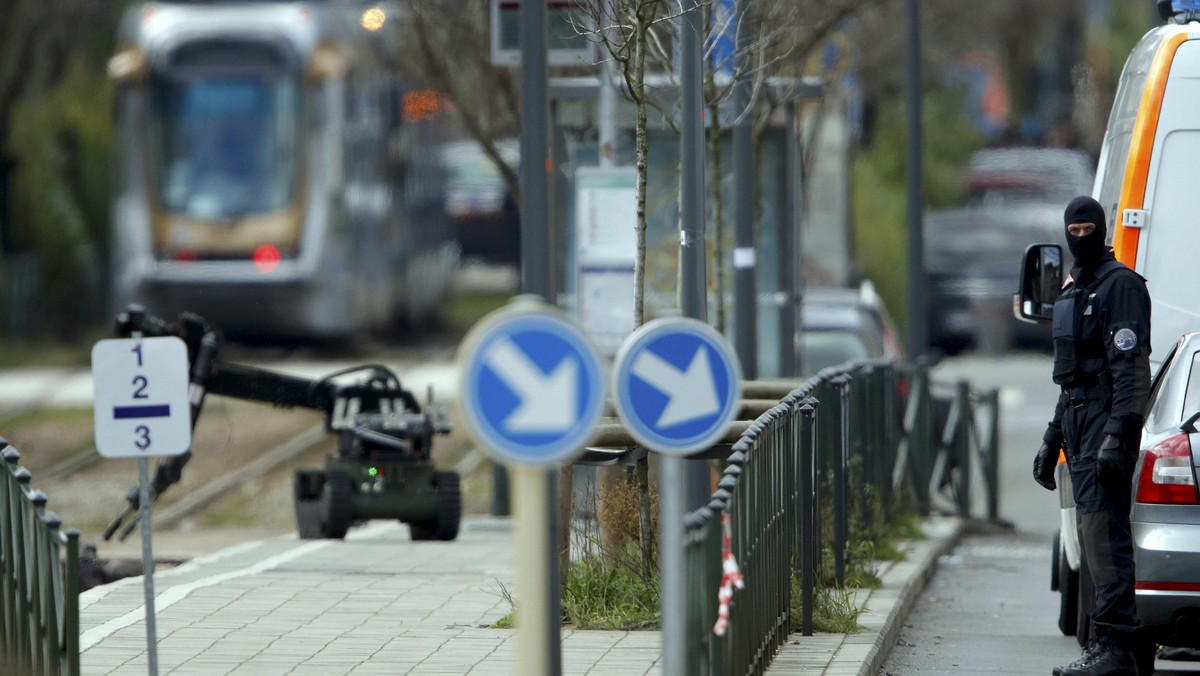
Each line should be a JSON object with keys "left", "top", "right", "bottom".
{"left": 106, "top": 1, "right": 458, "bottom": 340}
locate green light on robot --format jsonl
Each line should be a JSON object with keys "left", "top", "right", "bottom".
{"left": 368, "top": 467, "right": 378, "bottom": 477}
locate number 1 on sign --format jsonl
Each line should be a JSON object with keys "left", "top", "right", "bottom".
{"left": 132, "top": 343, "right": 143, "bottom": 366}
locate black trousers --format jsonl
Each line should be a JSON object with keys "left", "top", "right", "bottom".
{"left": 1063, "top": 397, "right": 1140, "bottom": 648}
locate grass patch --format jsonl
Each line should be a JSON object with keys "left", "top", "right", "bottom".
{"left": 813, "top": 584, "right": 864, "bottom": 633}
{"left": 562, "top": 553, "right": 660, "bottom": 630}
{"left": 0, "top": 333, "right": 102, "bottom": 370}
{"left": 441, "top": 291, "right": 515, "bottom": 333}
{"left": 493, "top": 613, "right": 515, "bottom": 629}
{"left": 198, "top": 485, "right": 264, "bottom": 527}
{"left": 790, "top": 574, "right": 865, "bottom": 634}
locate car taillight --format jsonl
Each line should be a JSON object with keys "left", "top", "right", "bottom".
{"left": 1136, "top": 434, "right": 1200, "bottom": 505}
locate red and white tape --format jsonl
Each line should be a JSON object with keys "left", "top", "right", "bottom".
{"left": 712, "top": 512, "right": 744, "bottom": 636}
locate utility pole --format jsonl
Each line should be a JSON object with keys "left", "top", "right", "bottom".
{"left": 732, "top": 0, "right": 757, "bottom": 380}
{"left": 517, "top": 1, "right": 560, "bottom": 673}
{"left": 904, "top": 0, "right": 925, "bottom": 359}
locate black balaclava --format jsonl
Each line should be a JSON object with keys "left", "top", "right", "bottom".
{"left": 1063, "top": 195, "right": 1108, "bottom": 269}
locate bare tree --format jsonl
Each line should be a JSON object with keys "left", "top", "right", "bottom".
{"left": 395, "top": 1, "right": 522, "bottom": 204}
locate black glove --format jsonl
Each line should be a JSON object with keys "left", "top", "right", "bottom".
{"left": 1033, "top": 441, "right": 1058, "bottom": 491}
{"left": 1097, "top": 435, "right": 1128, "bottom": 486}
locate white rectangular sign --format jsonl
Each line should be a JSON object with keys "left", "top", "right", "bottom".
{"left": 490, "top": 0, "right": 596, "bottom": 68}
{"left": 575, "top": 167, "right": 638, "bottom": 264}
{"left": 92, "top": 337, "right": 192, "bottom": 458}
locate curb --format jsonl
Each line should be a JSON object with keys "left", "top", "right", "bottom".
{"left": 767, "top": 516, "right": 965, "bottom": 674}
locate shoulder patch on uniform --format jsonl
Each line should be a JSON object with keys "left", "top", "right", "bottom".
{"left": 1114, "top": 328, "right": 1137, "bottom": 352}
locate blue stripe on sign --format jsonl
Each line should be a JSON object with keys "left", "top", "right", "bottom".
{"left": 113, "top": 405, "right": 170, "bottom": 419}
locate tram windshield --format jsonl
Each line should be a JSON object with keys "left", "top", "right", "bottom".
{"left": 151, "top": 75, "right": 300, "bottom": 219}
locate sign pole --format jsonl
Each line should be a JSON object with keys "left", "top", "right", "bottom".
{"left": 92, "top": 332, "right": 191, "bottom": 676}
{"left": 457, "top": 300, "right": 607, "bottom": 676}
{"left": 513, "top": 465, "right": 551, "bottom": 675}
{"left": 659, "top": 455, "right": 685, "bottom": 674}
{"left": 612, "top": 318, "right": 742, "bottom": 676}
{"left": 128, "top": 330, "right": 159, "bottom": 676}
{"left": 137, "top": 455, "right": 159, "bottom": 676}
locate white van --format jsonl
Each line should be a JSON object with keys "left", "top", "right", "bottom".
{"left": 1091, "top": 14, "right": 1200, "bottom": 368}
{"left": 1015, "top": 5, "right": 1200, "bottom": 668}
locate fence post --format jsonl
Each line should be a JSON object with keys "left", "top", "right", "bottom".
{"left": 65, "top": 528, "right": 80, "bottom": 676}
{"left": 905, "top": 365, "right": 933, "bottom": 516}
{"left": 798, "top": 399, "right": 817, "bottom": 637}
{"left": 833, "top": 375, "right": 851, "bottom": 586}
{"left": 955, "top": 380, "right": 972, "bottom": 518}
{"left": 985, "top": 388, "right": 1001, "bottom": 522}
{"left": 857, "top": 368, "right": 873, "bottom": 540}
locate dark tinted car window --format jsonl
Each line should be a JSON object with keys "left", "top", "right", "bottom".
{"left": 800, "top": 330, "right": 872, "bottom": 374}
{"left": 1146, "top": 347, "right": 1196, "bottom": 435}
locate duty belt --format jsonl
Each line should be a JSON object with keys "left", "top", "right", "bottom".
{"left": 1066, "top": 381, "right": 1109, "bottom": 405}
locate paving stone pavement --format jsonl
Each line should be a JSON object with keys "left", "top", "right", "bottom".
{"left": 80, "top": 516, "right": 962, "bottom": 675}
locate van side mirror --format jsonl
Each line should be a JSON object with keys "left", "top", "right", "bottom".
{"left": 1014, "top": 243, "right": 1062, "bottom": 324}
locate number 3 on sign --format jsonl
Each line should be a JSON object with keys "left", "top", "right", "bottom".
{"left": 135, "top": 425, "right": 151, "bottom": 450}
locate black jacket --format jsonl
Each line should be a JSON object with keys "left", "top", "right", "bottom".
{"left": 1044, "top": 253, "right": 1152, "bottom": 446}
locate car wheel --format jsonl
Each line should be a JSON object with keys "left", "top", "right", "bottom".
{"left": 1057, "top": 531, "right": 1078, "bottom": 636}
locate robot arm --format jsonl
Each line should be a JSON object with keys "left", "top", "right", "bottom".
{"left": 103, "top": 306, "right": 444, "bottom": 541}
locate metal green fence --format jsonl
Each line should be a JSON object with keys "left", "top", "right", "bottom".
{"left": 684, "top": 360, "right": 1000, "bottom": 676}
{"left": 2, "top": 443, "right": 81, "bottom": 676}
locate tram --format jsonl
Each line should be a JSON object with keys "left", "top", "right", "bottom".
{"left": 106, "top": 1, "right": 458, "bottom": 340}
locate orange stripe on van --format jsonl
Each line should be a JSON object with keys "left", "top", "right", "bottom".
{"left": 1114, "top": 32, "right": 1189, "bottom": 266}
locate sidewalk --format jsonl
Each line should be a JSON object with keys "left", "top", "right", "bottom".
{"left": 80, "top": 516, "right": 963, "bottom": 675}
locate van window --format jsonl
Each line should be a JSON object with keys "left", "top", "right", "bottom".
{"left": 1095, "top": 29, "right": 1170, "bottom": 234}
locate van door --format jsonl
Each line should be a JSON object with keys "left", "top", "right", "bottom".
{"left": 1138, "top": 40, "right": 1200, "bottom": 367}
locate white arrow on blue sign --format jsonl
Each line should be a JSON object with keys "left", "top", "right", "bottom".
{"left": 613, "top": 317, "right": 742, "bottom": 455}
{"left": 458, "top": 301, "right": 606, "bottom": 466}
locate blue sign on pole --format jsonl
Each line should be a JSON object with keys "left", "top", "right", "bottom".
{"left": 458, "top": 301, "right": 606, "bottom": 467}
{"left": 612, "top": 317, "right": 743, "bottom": 455}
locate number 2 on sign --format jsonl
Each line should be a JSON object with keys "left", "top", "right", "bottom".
{"left": 135, "top": 425, "right": 151, "bottom": 450}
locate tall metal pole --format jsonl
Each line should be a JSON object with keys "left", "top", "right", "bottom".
{"left": 732, "top": 0, "right": 757, "bottom": 380}
{"left": 680, "top": 10, "right": 706, "bottom": 325}
{"left": 665, "top": 3, "right": 708, "bottom": 675}
{"left": 518, "top": 1, "right": 560, "bottom": 673}
{"left": 778, "top": 101, "right": 798, "bottom": 377}
{"left": 679, "top": 0, "right": 710, "bottom": 512}
{"left": 904, "top": 0, "right": 926, "bottom": 359}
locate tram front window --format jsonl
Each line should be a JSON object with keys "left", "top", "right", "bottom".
{"left": 152, "top": 76, "right": 299, "bottom": 219}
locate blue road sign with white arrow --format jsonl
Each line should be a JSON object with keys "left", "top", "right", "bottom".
{"left": 458, "top": 301, "right": 606, "bottom": 466}
{"left": 613, "top": 317, "right": 743, "bottom": 455}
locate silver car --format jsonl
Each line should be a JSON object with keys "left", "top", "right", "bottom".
{"left": 1133, "top": 330, "right": 1200, "bottom": 650}
{"left": 1050, "top": 331, "right": 1200, "bottom": 672}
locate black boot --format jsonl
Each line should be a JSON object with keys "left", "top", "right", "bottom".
{"left": 1062, "top": 643, "right": 1138, "bottom": 676}
{"left": 1055, "top": 641, "right": 1102, "bottom": 676}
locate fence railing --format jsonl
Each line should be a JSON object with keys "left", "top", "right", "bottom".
{"left": 1, "top": 443, "right": 81, "bottom": 676}
{"left": 683, "top": 359, "right": 1000, "bottom": 676}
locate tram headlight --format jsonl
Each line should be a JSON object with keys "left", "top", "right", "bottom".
{"left": 360, "top": 7, "right": 386, "bottom": 32}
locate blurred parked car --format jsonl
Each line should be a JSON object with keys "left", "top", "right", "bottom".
{"left": 1051, "top": 331, "right": 1200, "bottom": 673}
{"left": 964, "top": 147, "right": 1095, "bottom": 208}
{"left": 796, "top": 282, "right": 903, "bottom": 376}
{"left": 440, "top": 139, "right": 520, "bottom": 264}
{"left": 925, "top": 202, "right": 1067, "bottom": 353}
{"left": 1132, "top": 332, "right": 1200, "bottom": 653}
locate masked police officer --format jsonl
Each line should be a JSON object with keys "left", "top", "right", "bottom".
{"left": 1033, "top": 195, "right": 1151, "bottom": 676}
